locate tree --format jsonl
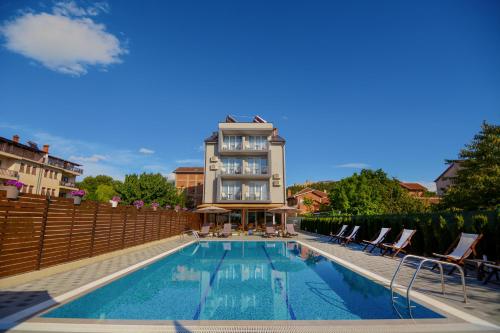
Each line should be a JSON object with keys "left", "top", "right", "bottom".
{"left": 440, "top": 122, "right": 500, "bottom": 210}
{"left": 95, "top": 184, "right": 117, "bottom": 202}
{"left": 76, "top": 175, "right": 121, "bottom": 202}
{"left": 328, "top": 169, "right": 426, "bottom": 215}
{"left": 116, "top": 173, "right": 183, "bottom": 207}
{"left": 302, "top": 197, "right": 314, "bottom": 212}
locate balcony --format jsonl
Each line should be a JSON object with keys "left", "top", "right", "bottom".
{"left": 0, "top": 167, "right": 19, "bottom": 179}
{"left": 48, "top": 159, "right": 83, "bottom": 174}
{"left": 219, "top": 192, "right": 270, "bottom": 203}
{"left": 0, "top": 142, "right": 43, "bottom": 162}
{"left": 219, "top": 166, "right": 269, "bottom": 179}
{"left": 219, "top": 143, "right": 269, "bottom": 155}
{"left": 59, "top": 180, "right": 77, "bottom": 188}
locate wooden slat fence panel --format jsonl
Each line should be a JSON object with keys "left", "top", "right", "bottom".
{"left": 0, "top": 191, "right": 201, "bottom": 278}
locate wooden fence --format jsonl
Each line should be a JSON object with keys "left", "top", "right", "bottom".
{"left": 0, "top": 192, "right": 201, "bottom": 278}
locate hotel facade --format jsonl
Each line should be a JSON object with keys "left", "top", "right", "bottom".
{"left": 200, "top": 116, "right": 286, "bottom": 229}
{"left": 0, "top": 135, "right": 83, "bottom": 197}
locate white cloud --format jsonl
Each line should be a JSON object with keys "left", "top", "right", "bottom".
{"left": 1, "top": 2, "right": 126, "bottom": 76}
{"left": 164, "top": 172, "right": 176, "bottom": 182}
{"left": 175, "top": 159, "right": 203, "bottom": 164}
{"left": 334, "top": 163, "right": 370, "bottom": 169}
{"left": 69, "top": 154, "right": 108, "bottom": 163}
{"left": 139, "top": 148, "right": 155, "bottom": 155}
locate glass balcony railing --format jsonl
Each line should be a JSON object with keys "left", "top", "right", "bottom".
{"left": 220, "top": 143, "right": 268, "bottom": 151}
{"left": 220, "top": 166, "right": 268, "bottom": 176}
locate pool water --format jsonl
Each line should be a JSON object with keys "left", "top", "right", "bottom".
{"left": 43, "top": 241, "right": 443, "bottom": 320}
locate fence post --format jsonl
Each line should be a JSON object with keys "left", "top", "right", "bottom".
{"left": 36, "top": 197, "right": 50, "bottom": 270}
{"left": 89, "top": 202, "right": 99, "bottom": 257}
{"left": 121, "top": 206, "right": 128, "bottom": 249}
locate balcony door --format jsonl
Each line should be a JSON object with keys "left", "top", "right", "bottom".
{"left": 247, "top": 136, "right": 267, "bottom": 150}
{"left": 221, "top": 157, "right": 242, "bottom": 174}
{"left": 221, "top": 180, "right": 242, "bottom": 200}
{"left": 247, "top": 181, "right": 268, "bottom": 201}
{"left": 223, "top": 136, "right": 242, "bottom": 150}
{"left": 247, "top": 157, "right": 267, "bottom": 175}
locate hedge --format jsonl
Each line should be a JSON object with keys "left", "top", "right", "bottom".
{"left": 300, "top": 210, "right": 500, "bottom": 259}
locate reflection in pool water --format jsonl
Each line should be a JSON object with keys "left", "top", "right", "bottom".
{"left": 43, "top": 241, "right": 443, "bottom": 320}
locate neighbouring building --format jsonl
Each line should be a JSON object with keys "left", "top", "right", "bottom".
{"left": 0, "top": 134, "right": 83, "bottom": 197}
{"left": 287, "top": 187, "right": 330, "bottom": 214}
{"left": 399, "top": 182, "right": 428, "bottom": 197}
{"left": 200, "top": 115, "right": 286, "bottom": 229}
{"left": 173, "top": 167, "right": 204, "bottom": 207}
{"left": 435, "top": 161, "right": 462, "bottom": 196}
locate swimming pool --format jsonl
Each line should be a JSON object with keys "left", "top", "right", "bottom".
{"left": 42, "top": 241, "right": 443, "bottom": 320}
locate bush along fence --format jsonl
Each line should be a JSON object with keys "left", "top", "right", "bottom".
{"left": 300, "top": 210, "right": 500, "bottom": 259}
{"left": 0, "top": 191, "right": 202, "bottom": 278}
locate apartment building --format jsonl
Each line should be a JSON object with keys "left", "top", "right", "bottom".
{"left": 200, "top": 115, "right": 286, "bottom": 229}
{"left": 173, "top": 167, "right": 204, "bottom": 207}
{"left": 0, "top": 135, "right": 83, "bottom": 197}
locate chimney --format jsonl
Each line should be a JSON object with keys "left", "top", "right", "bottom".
{"left": 43, "top": 144, "right": 49, "bottom": 153}
{"left": 12, "top": 135, "right": 19, "bottom": 143}
{"left": 272, "top": 128, "right": 278, "bottom": 137}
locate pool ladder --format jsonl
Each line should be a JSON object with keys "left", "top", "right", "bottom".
{"left": 390, "top": 255, "right": 467, "bottom": 315}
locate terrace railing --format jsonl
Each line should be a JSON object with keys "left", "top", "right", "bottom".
{"left": 0, "top": 167, "right": 18, "bottom": 178}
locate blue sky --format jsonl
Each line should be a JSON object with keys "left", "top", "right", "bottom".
{"left": 1, "top": 0, "right": 499, "bottom": 190}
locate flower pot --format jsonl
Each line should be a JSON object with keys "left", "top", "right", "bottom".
{"left": 73, "top": 196, "right": 82, "bottom": 205}
{"left": 152, "top": 207, "right": 158, "bottom": 211}
{"left": 111, "top": 201, "right": 118, "bottom": 208}
{"left": 5, "top": 186, "right": 19, "bottom": 199}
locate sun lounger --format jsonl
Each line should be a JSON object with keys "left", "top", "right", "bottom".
{"left": 361, "top": 227, "right": 391, "bottom": 252}
{"left": 328, "top": 225, "right": 348, "bottom": 243}
{"left": 339, "top": 225, "right": 360, "bottom": 246}
{"left": 219, "top": 223, "right": 232, "bottom": 238}
{"left": 199, "top": 225, "right": 210, "bottom": 238}
{"left": 380, "top": 229, "right": 416, "bottom": 257}
{"left": 264, "top": 226, "right": 278, "bottom": 238}
{"left": 432, "top": 233, "right": 483, "bottom": 274}
{"left": 285, "top": 224, "right": 298, "bottom": 237}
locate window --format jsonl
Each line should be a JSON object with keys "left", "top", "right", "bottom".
{"left": 221, "top": 157, "right": 242, "bottom": 174}
{"left": 28, "top": 185, "right": 33, "bottom": 194}
{"left": 41, "top": 187, "right": 46, "bottom": 195}
{"left": 247, "top": 136, "right": 267, "bottom": 150}
{"left": 221, "top": 181, "right": 242, "bottom": 200}
{"left": 51, "top": 189, "right": 56, "bottom": 196}
{"left": 247, "top": 181, "right": 268, "bottom": 200}
{"left": 32, "top": 166, "right": 36, "bottom": 175}
{"left": 222, "top": 135, "right": 242, "bottom": 150}
{"left": 20, "top": 163, "right": 25, "bottom": 173}
{"left": 26, "top": 165, "right": 31, "bottom": 174}
{"left": 54, "top": 172, "right": 58, "bottom": 179}
{"left": 247, "top": 157, "right": 268, "bottom": 175}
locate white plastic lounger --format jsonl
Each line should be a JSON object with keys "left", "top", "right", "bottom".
{"left": 362, "top": 227, "right": 391, "bottom": 252}
{"left": 219, "top": 223, "right": 232, "bottom": 238}
{"left": 285, "top": 224, "right": 298, "bottom": 237}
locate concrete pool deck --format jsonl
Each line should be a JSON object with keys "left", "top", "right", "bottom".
{"left": 0, "top": 232, "right": 499, "bottom": 332}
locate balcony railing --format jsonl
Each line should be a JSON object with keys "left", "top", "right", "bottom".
{"left": 0, "top": 142, "right": 43, "bottom": 161}
{"left": 219, "top": 192, "right": 269, "bottom": 201}
{"left": 220, "top": 143, "right": 268, "bottom": 152}
{"left": 0, "top": 167, "right": 18, "bottom": 178}
{"left": 220, "top": 166, "right": 268, "bottom": 176}
{"left": 59, "top": 180, "right": 77, "bottom": 188}
{"left": 48, "top": 159, "right": 83, "bottom": 174}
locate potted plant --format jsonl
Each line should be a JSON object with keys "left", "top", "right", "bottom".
{"left": 165, "top": 205, "right": 171, "bottom": 210}
{"left": 174, "top": 204, "right": 180, "bottom": 212}
{"left": 71, "top": 189, "right": 85, "bottom": 205}
{"left": 133, "top": 200, "right": 144, "bottom": 210}
{"left": 151, "top": 202, "right": 160, "bottom": 211}
{"left": 110, "top": 196, "right": 121, "bottom": 208}
{"left": 4, "top": 180, "right": 24, "bottom": 199}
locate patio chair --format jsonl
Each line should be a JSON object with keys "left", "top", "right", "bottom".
{"left": 198, "top": 225, "right": 210, "bottom": 238}
{"left": 339, "top": 225, "right": 360, "bottom": 246}
{"left": 328, "top": 225, "right": 348, "bottom": 243}
{"left": 361, "top": 227, "right": 391, "bottom": 253}
{"left": 285, "top": 224, "right": 298, "bottom": 237}
{"left": 219, "top": 223, "right": 232, "bottom": 238}
{"left": 432, "top": 233, "right": 483, "bottom": 275}
{"left": 483, "top": 263, "right": 500, "bottom": 285}
{"left": 380, "top": 229, "right": 416, "bottom": 258}
{"left": 264, "top": 226, "right": 278, "bottom": 238}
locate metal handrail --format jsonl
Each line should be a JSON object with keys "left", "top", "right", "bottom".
{"left": 390, "top": 255, "right": 467, "bottom": 315}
